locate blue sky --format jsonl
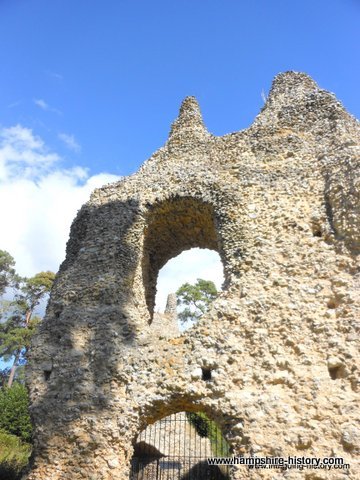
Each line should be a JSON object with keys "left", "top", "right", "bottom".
{"left": 0, "top": 0, "right": 359, "bottom": 313}
{"left": 1, "top": 0, "right": 359, "bottom": 176}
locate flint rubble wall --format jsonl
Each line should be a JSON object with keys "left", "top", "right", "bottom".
{"left": 24, "top": 72, "right": 359, "bottom": 480}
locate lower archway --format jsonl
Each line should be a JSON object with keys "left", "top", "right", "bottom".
{"left": 130, "top": 412, "right": 230, "bottom": 479}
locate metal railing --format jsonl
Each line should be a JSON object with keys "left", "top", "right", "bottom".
{"left": 130, "top": 412, "right": 230, "bottom": 479}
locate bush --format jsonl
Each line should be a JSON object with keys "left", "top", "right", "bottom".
{"left": 0, "top": 430, "right": 31, "bottom": 480}
{"left": 187, "top": 412, "right": 230, "bottom": 457}
{"left": 0, "top": 383, "right": 32, "bottom": 442}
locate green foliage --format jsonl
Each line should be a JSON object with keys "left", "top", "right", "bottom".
{"left": 0, "top": 430, "right": 31, "bottom": 480}
{"left": 176, "top": 278, "right": 217, "bottom": 325}
{"left": 0, "top": 250, "right": 17, "bottom": 296}
{"left": 0, "top": 368, "right": 11, "bottom": 387}
{"left": 0, "top": 383, "right": 32, "bottom": 442}
{"left": 187, "top": 412, "right": 230, "bottom": 457}
{"left": 0, "top": 316, "right": 41, "bottom": 361}
{"left": 19, "top": 271, "right": 55, "bottom": 313}
{"left": 0, "top": 255, "right": 55, "bottom": 387}
{"left": 0, "top": 252, "right": 52, "bottom": 476}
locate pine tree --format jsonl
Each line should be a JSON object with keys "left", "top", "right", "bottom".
{"left": 176, "top": 278, "right": 217, "bottom": 326}
{"left": 0, "top": 251, "right": 55, "bottom": 387}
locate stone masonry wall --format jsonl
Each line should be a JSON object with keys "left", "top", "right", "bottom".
{"left": 24, "top": 72, "right": 359, "bottom": 480}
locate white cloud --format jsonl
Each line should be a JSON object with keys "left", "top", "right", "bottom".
{"left": 58, "top": 132, "right": 81, "bottom": 153}
{"left": 34, "top": 98, "right": 49, "bottom": 111}
{"left": 0, "top": 125, "right": 223, "bottom": 317}
{"left": 33, "top": 98, "right": 62, "bottom": 115}
{"left": 45, "top": 71, "right": 63, "bottom": 81}
{"left": 0, "top": 125, "right": 120, "bottom": 277}
{"left": 155, "top": 248, "right": 224, "bottom": 313}
{"left": 0, "top": 125, "right": 59, "bottom": 182}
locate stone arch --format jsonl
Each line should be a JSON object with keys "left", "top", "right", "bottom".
{"left": 142, "top": 196, "right": 226, "bottom": 318}
{"left": 130, "top": 408, "right": 231, "bottom": 479}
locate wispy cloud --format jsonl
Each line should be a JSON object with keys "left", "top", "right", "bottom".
{"left": 7, "top": 100, "right": 22, "bottom": 109}
{"left": 34, "top": 98, "right": 49, "bottom": 111}
{"left": 0, "top": 124, "right": 120, "bottom": 276}
{"left": 33, "top": 98, "right": 62, "bottom": 115}
{"left": 45, "top": 70, "right": 63, "bottom": 81}
{"left": 58, "top": 132, "right": 81, "bottom": 153}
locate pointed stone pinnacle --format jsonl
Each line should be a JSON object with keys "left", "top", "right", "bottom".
{"left": 178, "top": 96, "right": 204, "bottom": 123}
{"left": 164, "top": 293, "right": 177, "bottom": 318}
{"left": 266, "top": 71, "right": 319, "bottom": 105}
{"left": 168, "top": 96, "right": 209, "bottom": 144}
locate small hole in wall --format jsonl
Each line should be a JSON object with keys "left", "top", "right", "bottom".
{"left": 327, "top": 299, "right": 337, "bottom": 309}
{"left": 328, "top": 365, "right": 345, "bottom": 380}
{"left": 54, "top": 306, "right": 63, "bottom": 319}
{"left": 44, "top": 370, "right": 51, "bottom": 381}
{"left": 313, "top": 229, "right": 322, "bottom": 237}
{"left": 202, "top": 368, "right": 212, "bottom": 381}
{"left": 328, "top": 367, "right": 339, "bottom": 380}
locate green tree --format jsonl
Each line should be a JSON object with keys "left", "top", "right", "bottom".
{"left": 0, "top": 368, "right": 11, "bottom": 388}
{"left": 0, "top": 264, "right": 55, "bottom": 388}
{"left": 0, "top": 250, "right": 18, "bottom": 296}
{"left": 0, "top": 383, "right": 32, "bottom": 442}
{"left": 176, "top": 278, "right": 218, "bottom": 325}
{"left": 0, "top": 251, "right": 43, "bottom": 478}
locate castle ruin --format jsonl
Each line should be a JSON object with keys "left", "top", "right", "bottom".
{"left": 24, "top": 72, "right": 359, "bottom": 479}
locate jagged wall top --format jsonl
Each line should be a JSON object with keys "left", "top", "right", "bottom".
{"left": 89, "top": 71, "right": 359, "bottom": 253}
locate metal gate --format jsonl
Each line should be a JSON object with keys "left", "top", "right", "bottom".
{"left": 130, "top": 412, "right": 230, "bottom": 479}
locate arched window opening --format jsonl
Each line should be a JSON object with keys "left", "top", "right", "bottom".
{"left": 155, "top": 248, "right": 224, "bottom": 332}
{"left": 130, "top": 411, "right": 230, "bottom": 479}
{"left": 142, "top": 197, "right": 225, "bottom": 320}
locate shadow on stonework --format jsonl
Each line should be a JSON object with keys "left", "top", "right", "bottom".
{"left": 180, "top": 461, "right": 228, "bottom": 480}
{"left": 27, "top": 198, "right": 148, "bottom": 473}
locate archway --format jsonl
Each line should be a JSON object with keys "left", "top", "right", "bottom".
{"left": 130, "top": 411, "right": 230, "bottom": 479}
{"left": 142, "top": 197, "right": 225, "bottom": 319}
